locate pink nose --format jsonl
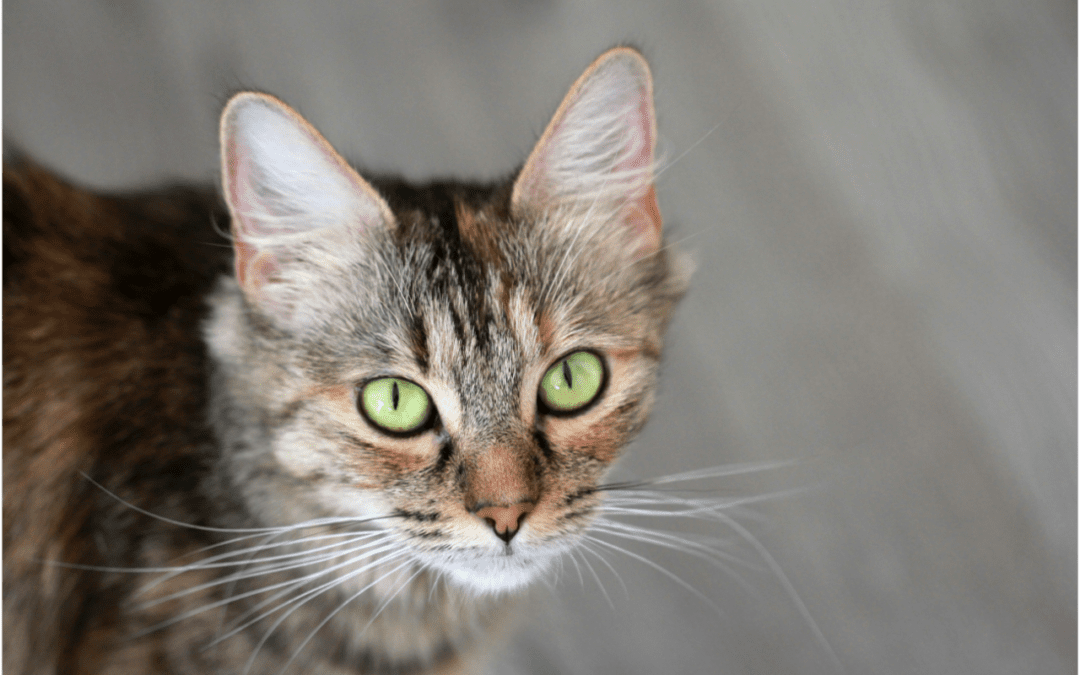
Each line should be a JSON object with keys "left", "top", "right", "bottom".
{"left": 475, "top": 502, "right": 534, "bottom": 544}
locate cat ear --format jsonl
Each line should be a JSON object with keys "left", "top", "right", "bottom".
{"left": 219, "top": 92, "right": 395, "bottom": 303}
{"left": 511, "top": 47, "right": 662, "bottom": 255}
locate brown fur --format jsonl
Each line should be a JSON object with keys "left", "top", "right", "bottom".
{"left": 4, "top": 161, "right": 232, "bottom": 674}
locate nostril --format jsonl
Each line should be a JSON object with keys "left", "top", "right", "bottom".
{"left": 492, "top": 522, "right": 516, "bottom": 544}
{"left": 475, "top": 502, "right": 533, "bottom": 544}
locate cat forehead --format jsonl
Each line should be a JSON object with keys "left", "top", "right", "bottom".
{"left": 382, "top": 193, "right": 630, "bottom": 340}
{"left": 378, "top": 182, "right": 627, "bottom": 290}
{"left": 286, "top": 178, "right": 660, "bottom": 379}
{"left": 375, "top": 180, "right": 513, "bottom": 263}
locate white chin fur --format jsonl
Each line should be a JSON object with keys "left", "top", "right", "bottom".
{"left": 436, "top": 553, "right": 555, "bottom": 595}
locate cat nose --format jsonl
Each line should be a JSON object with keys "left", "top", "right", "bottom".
{"left": 475, "top": 502, "right": 534, "bottom": 544}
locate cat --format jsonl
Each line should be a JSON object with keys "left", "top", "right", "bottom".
{"left": 4, "top": 46, "right": 692, "bottom": 674}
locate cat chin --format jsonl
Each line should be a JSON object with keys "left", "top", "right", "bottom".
{"left": 433, "top": 554, "right": 556, "bottom": 595}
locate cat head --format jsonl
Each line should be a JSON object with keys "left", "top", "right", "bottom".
{"left": 209, "top": 47, "right": 690, "bottom": 594}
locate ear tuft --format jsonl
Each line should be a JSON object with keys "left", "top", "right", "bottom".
{"left": 512, "top": 47, "right": 661, "bottom": 255}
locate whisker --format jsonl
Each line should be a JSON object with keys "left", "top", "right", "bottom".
{"left": 550, "top": 552, "right": 564, "bottom": 587}
{"left": 588, "top": 522, "right": 759, "bottom": 597}
{"left": 131, "top": 541, "right": 401, "bottom": 638}
{"left": 539, "top": 574, "right": 557, "bottom": 592}
{"left": 590, "top": 526, "right": 752, "bottom": 581}
{"left": 600, "top": 498, "right": 771, "bottom": 528}
{"left": 173, "top": 530, "right": 294, "bottom": 562}
{"left": 266, "top": 559, "right": 419, "bottom": 675}
{"left": 139, "top": 535, "right": 392, "bottom": 608}
{"left": 202, "top": 529, "right": 386, "bottom": 645}
{"left": 590, "top": 520, "right": 748, "bottom": 568}
{"left": 576, "top": 539, "right": 630, "bottom": 602}
{"left": 707, "top": 510, "right": 842, "bottom": 670}
{"left": 572, "top": 546, "right": 617, "bottom": 612}
{"left": 153, "top": 526, "right": 382, "bottom": 585}
{"left": 212, "top": 530, "right": 291, "bottom": 648}
{"left": 209, "top": 527, "right": 384, "bottom": 643}
{"left": 601, "top": 485, "right": 812, "bottom": 520}
{"left": 585, "top": 535, "right": 724, "bottom": 618}
{"left": 210, "top": 548, "right": 411, "bottom": 652}
{"left": 565, "top": 548, "right": 587, "bottom": 589}
{"left": 592, "top": 473, "right": 840, "bottom": 668}
{"left": 184, "top": 529, "right": 386, "bottom": 567}
{"left": 136, "top": 530, "right": 388, "bottom": 598}
{"left": 595, "top": 460, "right": 797, "bottom": 492}
{"left": 426, "top": 569, "right": 445, "bottom": 605}
{"left": 358, "top": 566, "right": 426, "bottom": 636}
{"left": 80, "top": 473, "right": 400, "bottom": 534}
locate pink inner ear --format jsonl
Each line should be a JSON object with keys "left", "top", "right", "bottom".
{"left": 225, "top": 140, "right": 272, "bottom": 294}
{"left": 514, "top": 73, "right": 663, "bottom": 257}
{"left": 616, "top": 87, "right": 662, "bottom": 255}
{"left": 626, "top": 185, "right": 663, "bottom": 255}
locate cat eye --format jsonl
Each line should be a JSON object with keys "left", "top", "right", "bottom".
{"left": 358, "top": 377, "right": 433, "bottom": 435}
{"left": 538, "top": 351, "right": 606, "bottom": 414}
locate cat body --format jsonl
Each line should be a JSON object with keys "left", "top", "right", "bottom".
{"left": 4, "top": 48, "right": 689, "bottom": 674}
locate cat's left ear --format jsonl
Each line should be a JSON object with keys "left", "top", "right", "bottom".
{"left": 512, "top": 47, "right": 661, "bottom": 256}
{"left": 220, "top": 93, "right": 395, "bottom": 303}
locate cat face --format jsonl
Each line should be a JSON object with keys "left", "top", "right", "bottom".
{"left": 208, "top": 48, "right": 689, "bottom": 594}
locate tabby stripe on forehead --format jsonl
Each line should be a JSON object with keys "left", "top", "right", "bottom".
{"left": 441, "top": 200, "right": 498, "bottom": 351}
{"left": 410, "top": 311, "right": 429, "bottom": 373}
{"left": 455, "top": 199, "right": 504, "bottom": 268}
{"left": 446, "top": 294, "right": 469, "bottom": 348}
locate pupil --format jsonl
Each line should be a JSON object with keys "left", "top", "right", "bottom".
{"left": 391, "top": 381, "right": 400, "bottom": 409}
{"left": 562, "top": 359, "right": 573, "bottom": 388}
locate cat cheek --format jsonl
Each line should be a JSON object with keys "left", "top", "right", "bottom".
{"left": 270, "top": 431, "right": 337, "bottom": 480}
{"left": 546, "top": 423, "right": 626, "bottom": 463}
{"left": 368, "top": 442, "right": 439, "bottom": 477}
{"left": 544, "top": 394, "right": 651, "bottom": 461}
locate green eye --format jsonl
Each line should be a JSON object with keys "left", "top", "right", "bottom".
{"left": 359, "top": 378, "right": 432, "bottom": 434}
{"left": 539, "top": 351, "right": 605, "bottom": 414}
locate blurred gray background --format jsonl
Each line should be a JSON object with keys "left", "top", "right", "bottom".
{"left": 5, "top": 2, "right": 1074, "bottom": 673}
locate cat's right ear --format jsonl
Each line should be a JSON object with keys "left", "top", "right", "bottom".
{"left": 219, "top": 93, "right": 395, "bottom": 304}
